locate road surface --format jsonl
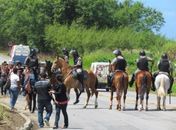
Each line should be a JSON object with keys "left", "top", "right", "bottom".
{"left": 0, "top": 54, "right": 176, "bottom": 130}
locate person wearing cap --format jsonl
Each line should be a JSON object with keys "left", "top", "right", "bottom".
{"left": 152, "top": 53, "right": 174, "bottom": 93}
{"left": 62, "top": 48, "right": 69, "bottom": 64}
{"left": 108, "top": 49, "right": 127, "bottom": 87}
{"left": 24, "top": 48, "right": 39, "bottom": 81}
{"left": 129, "top": 50, "right": 153, "bottom": 87}
{"left": 70, "top": 49, "right": 84, "bottom": 92}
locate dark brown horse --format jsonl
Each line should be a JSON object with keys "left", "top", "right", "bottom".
{"left": 109, "top": 64, "right": 128, "bottom": 111}
{"left": 135, "top": 71, "right": 152, "bottom": 111}
{"left": 51, "top": 57, "right": 99, "bottom": 108}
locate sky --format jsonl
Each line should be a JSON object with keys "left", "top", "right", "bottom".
{"left": 136, "top": 0, "right": 176, "bottom": 40}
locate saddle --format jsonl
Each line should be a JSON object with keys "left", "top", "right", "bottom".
{"left": 72, "top": 69, "right": 88, "bottom": 80}
{"left": 158, "top": 71, "right": 169, "bottom": 77}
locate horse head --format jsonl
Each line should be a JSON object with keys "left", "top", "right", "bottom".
{"left": 51, "top": 56, "right": 64, "bottom": 71}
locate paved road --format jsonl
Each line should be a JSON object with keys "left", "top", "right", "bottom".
{"left": 58, "top": 91, "right": 176, "bottom": 130}
{"left": 0, "top": 54, "right": 176, "bottom": 130}
{"left": 2, "top": 90, "right": 176, "bottom": 130}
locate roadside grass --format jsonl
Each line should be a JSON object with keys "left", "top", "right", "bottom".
{"left": 0, "top": 105, "right": 6, "bottom": 121}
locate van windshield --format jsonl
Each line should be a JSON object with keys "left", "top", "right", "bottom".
{"left": 15, "top": 46, "right": 30, "bottom": 56}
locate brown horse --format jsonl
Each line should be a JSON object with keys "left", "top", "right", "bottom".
{"left": 51, "top": 57, "right": 99, "bottom": 108}
{"left": 135, "top": 71, "right": 152, "bottom": 111}
{"left": 109, "top": 64, "right": 128, "bottom": 111}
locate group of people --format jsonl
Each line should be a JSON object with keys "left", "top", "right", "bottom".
{"left": 0, "top": 48, "right": 70, "bottom": 129}
{"left": 109, "top": 49, "right": 174, "bottom": 94}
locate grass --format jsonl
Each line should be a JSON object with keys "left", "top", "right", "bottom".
{"left": 0, "top": 105, "right": 6, "bottom": 121}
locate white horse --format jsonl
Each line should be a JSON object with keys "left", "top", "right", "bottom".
{"left": 155, "top": 72, "right": 170, "bottom": 111}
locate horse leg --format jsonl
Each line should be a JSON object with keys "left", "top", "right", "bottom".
{"left": 83, "top": 88, "right": 90, "bottom": 109}
{"left": 66, "top": 88, "right": 70, "bottom": 101}
{"left": 123, "top": 89, "right": 127, "bottom": 111}
{"left": 145, "top": 92, "right": 149, "bottom": 111}
{"left": 109, "top": 89, "right": 113, "bottom": 110}
{"left": 157, "top": 96, "right": 161, "bottom": 110}
{"left": 116, "top": 94, "right": 121, "bottom": 111}
{"left": 139, "top": 94, "right": 144, "bottom": 111}
{"left": 135, "top": 91, "right": 139, "bottom": 110}
{"left": 32, "top": 92, "right": 36, "bottom": 113}
{"left": 73, "top": 88, "right": 80, "bottom": 104}
{"left": 163, "top": 96, "right": 166, "bottom": 111}
{"left": 94, "top": 90, "right": 98, "bottom": 109}
{"left": 116, "top": 89, "right": 121, "bottom": 111}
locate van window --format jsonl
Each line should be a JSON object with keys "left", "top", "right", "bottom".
{"left": 14, "top": 46, "right": 30, "bottom": 56}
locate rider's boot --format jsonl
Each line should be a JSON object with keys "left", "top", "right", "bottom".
{"left": 129, "top": 73, "right": 135, "bottom": 87}
{"left": 151, "top": 73, "right": 157, "bottom": 91}
{"left": 107, "top": 75, "right": 112, "bottom": 87}
{"left": 168, "top": 76, "right": 174, "bottom": 94}
{"left": 78, "top": 76, "right": 84, "bottom": 93}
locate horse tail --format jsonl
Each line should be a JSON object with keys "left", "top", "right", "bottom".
{"left": 120, "top": 74, "right": 125, "bottom": 90}
{"left": 158, "top": 76, "right": 166, "bottom": 97}
{"left": 142, "top": 74, "right": 147, "bottom": 90}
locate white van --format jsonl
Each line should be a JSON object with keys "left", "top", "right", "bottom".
{"left": 10, "top": 44, "right": 30, "bottom": 65}
{"left": 90, "top": 62, "right": 110, "bottom": 91}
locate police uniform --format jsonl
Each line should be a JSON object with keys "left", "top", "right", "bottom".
{"left": 62, "top": 48, "right": 69, "bottom": 64}
{"left": 70, "top": 49, "right": 84, "bottom": 92}
{"left": 129, "top": 51, "right": 153, "bottom": 87}
{"left": 153, "top": 54, "right": 174, "bottom": 93}
{"left": 25, "top": 50, "right": 39, "bottom": 81}
{"left": 108, "top": 49, "right": 127, "bottom": 87}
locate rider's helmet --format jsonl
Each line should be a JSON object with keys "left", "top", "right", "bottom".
{"left": 30, "top": 48, "right": 36, "bottom": 56}
{"left": 161, "top": 53, "right": 168, "bottom": 59}
{"left": 139, "top": 50, "right": 146, "bottom": 56}
{"left": 70, "top": 49, "right": 78, "bottom": 56}
{"left": 113, "top": 49, "right": 121, "bottom": 56}
{"left": 62, "top": 48, "right": 69, "bottom": 56}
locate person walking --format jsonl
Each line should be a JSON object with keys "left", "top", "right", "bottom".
{"left": 9, "top": 67, "right": 21, "bottom": 111}
{"left": 34, "top": 73, "right": 52, "bottom": 128}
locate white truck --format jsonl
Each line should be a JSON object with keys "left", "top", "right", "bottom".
{"left": 90, "top": 62, "right": 110, "bottom": 91}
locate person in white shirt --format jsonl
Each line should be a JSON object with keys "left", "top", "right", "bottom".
{"left": 9, "top": 68, "right": 20, "bottom": 111}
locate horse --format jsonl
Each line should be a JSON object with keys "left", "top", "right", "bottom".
{"left": 51, "top": 57, "right": 99, "bottom": 108}
{"left": 109, "top": 64, "right": 128, "bottom": 111}
{"left": 23, "top": 67, "right": 36, "bottom": 113}
{"left": 155, "top": 73, "right": 170, "bottom": 111}
{"left": 135, "top": 71, "right": 152, "bottom": 111}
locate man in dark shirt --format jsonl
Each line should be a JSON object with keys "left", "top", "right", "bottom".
{"left": 34, "top": 73, "right": 52, "bottom": 128}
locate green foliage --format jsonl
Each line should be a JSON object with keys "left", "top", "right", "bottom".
{"left": 45, "top": 24, "right": 169, "bottom": 55}
{"left": 0, "top": 0, "right": 165, "bottom": 51}
{"left": 0, "top": 105, "right": 6, "bottom": 121}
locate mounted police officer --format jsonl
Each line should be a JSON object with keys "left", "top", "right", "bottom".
{"left": 129, "top": 50, "right": 153, "bottom": 87}
{"left": 108, "top": 49, "right": 127, "bottom": 87}
{"left": 24, "top": 48, "right": 39, "bottom": 81}
{"left": 70, "top": 49, "right": 84, "bottom": 92}
{"left": 62, "top": 48, "right": 69, "bottom": 64}
{"left": 153, "top": 53, "right": 174, "bottom": 94}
